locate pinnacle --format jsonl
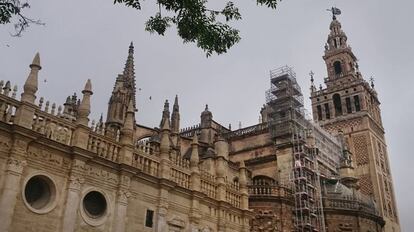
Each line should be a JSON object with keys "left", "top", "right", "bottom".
{"left": 192, "top": 133, "right": 198, "bottom": 145}
{"left": 174, "top": 95, "right": 178, "bottom": 105}
{"left": 127, "top": 98, "right": 134, "bottom": 113}
{"left": 83, "top": 79, "right": 92, "bottom": 94}
{"left": 30, "top": 52, "right": 41, "bottom": 69}
{"left": 240, "top": 160, "right": 245, "bottom": 168}
{"left": 161, "top": 117, "right": 170, "bottom": 131}
{"left": 128, "top": 41, "right": 134, "bottom": 55}
{"left": 164, "top": 99, "right": 169, "bottom": 110}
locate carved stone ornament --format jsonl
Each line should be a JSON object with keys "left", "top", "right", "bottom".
{"left": 168, "top": 215, "right": 186, "bottom": 229}
{"left": 158, "top": 202, "right": 169, "bottom": 216}
{"left": 6, "top": 157, "right": 27, "bottom": 173}
{"left": 68, "top": 176, "right": 84, "bottom": 190}
{"left": 117, "top": 189, "right": 131, "bottom": 204}
{"left": 121, "top": 175, "right": 131, "bottom": 187}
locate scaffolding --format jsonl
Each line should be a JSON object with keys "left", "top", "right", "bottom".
{"left": 266, "top": 66, "right": 325, "bottom": 232}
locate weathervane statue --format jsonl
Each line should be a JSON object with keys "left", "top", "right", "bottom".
{"left": 327, "top": 7, "right": 342, "bottom": 19}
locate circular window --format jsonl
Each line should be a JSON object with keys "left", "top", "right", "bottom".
{"left": 83, "top": 191, "right": 107, "bottom": 218}
{"left": 23, "top": 174, "right": 57, "bottom": 214}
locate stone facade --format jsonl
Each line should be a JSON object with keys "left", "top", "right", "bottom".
{"left": 0, "top": 13, "right": 397, "bottom": 232}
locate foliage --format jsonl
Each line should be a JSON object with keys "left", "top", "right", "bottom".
{"left": 115, "top": 0, "right": 280, "bottom": 56}
{"left": 0, "top": 0, "right": 44, "bottom": 37}
{"left": 0, "top": 0, "right": 281, "bottom": 55}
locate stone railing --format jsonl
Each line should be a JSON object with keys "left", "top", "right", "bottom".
{"left": 170, "top": 153, "right": 190, "bottom": 169}
{"left": 0, "top": 81, "right": 19, "bottom": 124}
{"left": 226, "top": 180, "right": 240, "bottom": 192}
{"left": 201, "top": 171, "right": 217, "bottom": 198}
{"left": 180, "top": 124, "right": 201, "bottom": 138}
{"left": 87, "top": 132, "right": 121, "bottom": 162}
{"left": 132, "top": 150, "right": 160, "bottom": 176}
{"left": 226, "top": 183, "right": 241, "bottom": 208}
{"left": 32, "top": 97, "right": 75, "bottom": 145}
{"left": 248, "top": 184, "right": 293, "bottom": 198}
{"left": 170, "top": 167, "right": 190, "bottom": 188}
{"left": 136, "top": 140, "right": 155, "bottom": 155}
{"left": 323, "top": 196, "right": 380, "bottom": 216}
{"left": 223, "top": 122, "right": 268, "bottom": 139}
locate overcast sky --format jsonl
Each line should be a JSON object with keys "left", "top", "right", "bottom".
{"left": 1, "top": 0, "right": 413, "bottom": 229}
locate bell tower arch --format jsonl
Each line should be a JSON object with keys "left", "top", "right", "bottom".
{"left": 310, "top": 12, "right": 400, "bottom": 232}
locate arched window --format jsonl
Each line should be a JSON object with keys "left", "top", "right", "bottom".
{"left": 333, "top": 61, "right": 342, "bottom": 75}
{"left": 333, "top": 94, "right": 343, "bottom": 116}
{"left": 316, "top": 105, "right": 322, "bottom": 121}
{"left": 354, "top": 95, "right": 361, "bottom": 111}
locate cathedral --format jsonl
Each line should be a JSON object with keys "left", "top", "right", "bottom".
{"left": 0, "top": 13, "right": 399, "bottom": 232}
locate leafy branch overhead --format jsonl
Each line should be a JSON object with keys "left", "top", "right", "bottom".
{"left": 0, "top": 0, "right": 44, "bottom": 37}
{"left": 0, "top": 0, "right": 280, "bottom": 55}
{"left": 114, "top": 0, "right": 280, "bottom": 56}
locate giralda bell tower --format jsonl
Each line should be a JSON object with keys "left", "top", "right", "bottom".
{"left": 310, "top": 10, "right": 400, "bottom": 232}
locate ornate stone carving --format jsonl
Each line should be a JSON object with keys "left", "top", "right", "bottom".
{"left": 168, "top": 215, "right": 186, "bottom": 229}
{"left": 27, "top": 145, "right": 71, "bottom": 169}
{"left": 6, "top": 157, "right": 26, "bottom": 174}
{"left": 87, "top": 166, "right": 118, "bottom": 184}
{"left": 117, "top": 189, "right": 131, "bottom": 204}
{"left": 68, "top": 175, "right": 84, "bottom": 190}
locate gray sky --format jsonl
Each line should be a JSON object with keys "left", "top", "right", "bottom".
{"left": 1, "top": 0, "right": 413, "bottom": 229}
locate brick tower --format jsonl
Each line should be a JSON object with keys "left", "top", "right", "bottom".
{"left": 310, "top": 13, "right": 400, "bottom": 231}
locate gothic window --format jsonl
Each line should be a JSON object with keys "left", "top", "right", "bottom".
{"left": 333, "top": 94, "right": 343, "bottom": 116}
{"left": 334, "top": 61, "right": 342, "bottom": 75}
{"left": 345, "top": 97, "right": 352, "bottom": 113}
{"left": 317, "top": 105, "right": 322, "bottom": 120}
{"left": 354, "top": 95, "right": 361, "bottom": 111}
{"left": 324, "top": 103, "right": 330, "bottom": 119}
{"left": 145, "top": 209, "right": 154, "bottom": 228}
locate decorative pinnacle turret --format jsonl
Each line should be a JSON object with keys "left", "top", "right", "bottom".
{"left": 129, "top": 41, "right": 134, "bottom": 55}
{"left": 30, "top": 52, "right": 41, "bottom": 70}
{"left": 77, "top": 79, "right": 93, "bottom": 126}
{"left": 173, "top": 95, "right": 179, "bottom": 112}
{"left": 161, "top": 115, "right": 170, "bottom": 131}
{"left": 171, "top": 95, "right": 180, "bottom": 133}
{"left": 82, "top": 79, "right": 92, "bottom": 95}
{"left": 21, "top": 52, "right": 41, "bottom": 103}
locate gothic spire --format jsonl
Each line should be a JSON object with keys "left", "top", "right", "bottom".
{"left": 171, "top": 95, "right": 180, "bottom": 133}
{"left": 123, "top": 41, "right": 136, "bottom": 109}
{"left": 106, "top": 43, "right": 137, "bottom": 133}
{"left": 160, "top": 99, "right": 170, "bottom": 128}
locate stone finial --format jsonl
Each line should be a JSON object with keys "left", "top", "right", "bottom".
{"left": 30, "top": 52, "right": 41, "bottom": 69}
{"left": 82, "top": 79, "right": 92, "bottom": 95}
{"left": 171, "top": 95, "right": 180, "bottom": 133}
{"left": 21, "top": 52, "right": 41, "bottom": 103}
{"left": 239, "top": 160, "right": 246, "bottom": 169}
{"left": 77, "top": 79, "right": 93, "bottom": 126}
